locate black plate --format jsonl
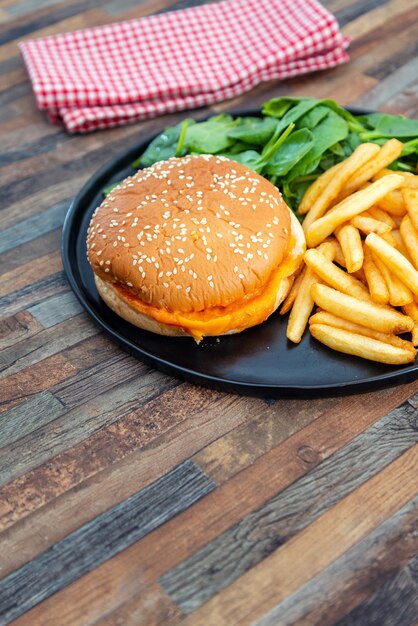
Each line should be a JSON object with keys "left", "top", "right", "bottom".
{"left": 62, "top": 108, "right": 418, "bottom": 397}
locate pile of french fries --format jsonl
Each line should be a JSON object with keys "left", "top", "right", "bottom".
{"left": 281, "top": 138, "right": 418, "bottom": 365}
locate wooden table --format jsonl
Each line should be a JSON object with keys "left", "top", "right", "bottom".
{"left": 1, "top": 1, "right": 418, "bottom": 624}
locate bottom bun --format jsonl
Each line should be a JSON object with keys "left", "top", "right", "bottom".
{"left": 95, "top": 275, "right": 189, "bottom": 337}
{"left": 95, "top": 273, "right": 292, "bottom": 339}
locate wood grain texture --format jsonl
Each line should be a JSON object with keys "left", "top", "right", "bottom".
{"left": 10, "top": 383, "right": 417, "bottom": 626}
{"left": 160, "top": 400, "right": 418, "bottom": 612}
{"left": 253, "top": 494, "right": 418, "bottom": 626}
{"left": 1, "top": 0, "right": 418, "bottom": 624}
{"left": 0, "top": 460, "right": 214, "bottom": 624}
{"left": 178, "top": 444, "right": 418, "bottom": 626}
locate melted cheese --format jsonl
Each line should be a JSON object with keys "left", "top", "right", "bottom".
{"left": 115, "top": 214, "right": 305, "bottom": 341}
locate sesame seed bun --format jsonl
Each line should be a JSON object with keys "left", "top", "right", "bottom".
{"left": 87, "top": 155, "right": 305, "bottom": 340}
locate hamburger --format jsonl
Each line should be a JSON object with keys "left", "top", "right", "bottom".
{"left": 87, "top": 154, "right": 306, "bottom": 342}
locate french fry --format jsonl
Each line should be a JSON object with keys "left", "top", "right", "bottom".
{"left": 378, "top": 190, "right": 406, "bottom": 216}
{"left": 309, "top": 323, "right": 415, "bottom": 365}
{"left": 322, "top": 237, "right": 346, "bottom": 267}
{"left": 389, "top": 229, "right": 409, "bottom": 255}
{"left": 350, "top": 215, "right": 391, "bottom": 235}
{"left": 310, "top": 283, "right": 414, "bottom": 334}
{"left": 286, "top": 268, "right": 319, "bottom": 343}
{"left": 402, "top": 188, "right": 418, "bottom": 233}
{"left": 286, "top": 243, "right": 335, "bottom": 343}
{"left": 334, "top": 224, "right": 363, "bottom": 273}
{"left": 280, "top": 267, "right": 306, "bottom": 315}
{"left": 309, "top": 311, "right": 415, "bottom": 352}
{"left": 403, "top": 300, "right": 418, "bottom": 322}
{"left": 305, "top": 174, "right": 404, "bottom": 248}
{"left": 366, "top": 232, "right": 418, "bottom": 296}
{"left": 400, "top": 177, "right": 418, "bottom": 189}
{"left": 341, "top": 139, "right": 403, "bottom": 198}
{"left": 375, "top": 169, "right": 418, "bottom": 188}
{"left": 379, "top": 231, "right": 399, "bottom": 248}
{"left": 368, "top": 206, "right": 397, "bottom": 228}
{"left": 302, "top": 143, "right": 380, "bottom": 232}
{"left": 371, "top": 252, "right": 414, "bottom": 306}
{"left": 298, "top": 162, "right": 343, "bottom": 215}
{"left": 400, "top": 215, "right": 418, "bottom": 269}
{"left": 362, "top": 244, "right": 389, "bottom": 304}
{"left": 403, "top": 301, "right": 418, "bottom": 346}
{"left": 304, "top": 248, "right": 371, "bottom": 301}
{"left": 352, "top": 266, "right": 367, "bottom": 284}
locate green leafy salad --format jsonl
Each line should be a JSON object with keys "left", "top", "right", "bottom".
{"left": 104, "top": 97, "right": 418, "bottom": 216}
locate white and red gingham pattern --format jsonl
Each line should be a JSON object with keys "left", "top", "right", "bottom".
{"left": 19, "top": 0, "right": 349, "bottom": 133}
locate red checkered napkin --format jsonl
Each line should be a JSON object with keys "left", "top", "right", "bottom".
{"left": 20, "top": 0, "right": 349, "bottom": 133}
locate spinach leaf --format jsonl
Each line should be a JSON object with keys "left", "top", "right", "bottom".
{"left": 287, "top": 110, "right": 349, "bottom": 180}
{"left": 261, "top": 97, "right": 298, "bottom": 118}
{"left": 175, "top": 119, "right": 189, "bottom": 157}
{"left": 264, "top": 128, "right": 314, "bottom": 176}
{"left": 328, "top": 142, "right": 345, "bottom": 157}
{"left": 360, "top": 113, "right": 418, "bottom": 139}
{"left": 401, "top": 137, "right": 418, "bottom": 156}
{"left": 134, "top": 119, "right": 195, "bottom": 167}
{"left": 320, "top": 99, "right": 365, "bottom": 132}
{"left": 219, "top": 150, "right": 263, "bottom": 172}
{"left": 227, "top": 116, "right": 277, "bottom": 145}
{"left": 224, "top": 140, "right": 260, "bottom": 154}
{"left": 296, "top": 105, "right": 329, "bottom": 130}
{"left": 184, "top": 115, "right": 239, "bottom": 153}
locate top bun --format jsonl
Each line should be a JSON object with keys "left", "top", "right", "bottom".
{"left": 87, "top": 155, "right": 291, "bottom": 313}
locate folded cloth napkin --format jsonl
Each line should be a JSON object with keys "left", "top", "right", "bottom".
{"left": 20, "top": 0, "right": 349, "bottom": 133}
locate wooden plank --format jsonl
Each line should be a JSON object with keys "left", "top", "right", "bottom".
{"left": 334, "top": 0, "right": 389, "bottom": 26}
{"left": 195, "top": 383, "right": 417, "bottom": 486}
{"left": 0, "top": 313, "right": 99, "bottom": 377}
{"left": 0, "top": 5, "right": 109, "bottom": 50}
{"left": 0, "top": 460, "right": 215, "bottom": 625}
{"left": 0, "top": 79, "right": 31, "bottom": 106}
{"left": 0, "top": 389, "right": 255, "bottom": 575}
{"left": 288, "top": 64, "right": 377, "bottom": 105}
{"left": 0, "top": 65, "right": 26, "bottom": 89}
{"left": 5, "top": 0, "right": 86, "bottom": 18}
{"left": 193, "top": 395, "right": 339, "bottom": 482}
{"left": 0, "top": 311, "right": 42, "bottom": 350}
{"left": 252, "top": 495, "right": 418, "bottom": 626}
{"left": 0, "top": 229, "right": 62, "bottom": 275}
{"left": 0, "top": 390, "right": 65, "bottom": 451}
{"left": 0, "top": 126, "right": 71, "bottom": 168}
{"left": 342, "top": 0, "right": 411, "bottom": 40}
{"left": 0, "top": 251, "right": 62, "bottom": 298}
{"left": 0, "top": 353, "right": 75, "bottom": 411}
{"left": 6, "top": 382, "right": 417, "bottom": 624}
{"left": 88, "top": 584, "right": 182, "bottom": 626}
{"left": 178, "top": 445, "right": 418, "bottom": 626}
{"left": 0, "top": 121, "right": 65, "bottom": 154}
{"left": 0, "top": 367, "right": 174, "bottom": 487}
{"left": 28, "top": 291, "right": 84, "bottom": 328}
{"left": 0, "top": 383, "right": 224, "bottom": 532}
{"left": 0, "top": 199, "right": 69, "bottom": 254}
{"left": 0, "top": 272, "right": 69, "bottom": 318}
{"left": 159, "top": 400, "right": 418, "bottom": 612}
{"left": 380, "top": 79, "right": 418, "bottom": 118}
{"left": 335, "top": 553, "right": 418, "bottom": 626}
{"left": 52, "top": 353, "right": 151, "bottom": 409}
{"left": 355, "top": 57, "right": 418, "bottom": 109}
{"left": 62, "top": 333, "right": 121, "bottom": 370}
